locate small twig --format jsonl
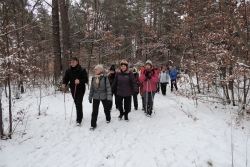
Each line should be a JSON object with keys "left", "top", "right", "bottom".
{"left": 19, "top": 134, "right": 37, "bottom": 144}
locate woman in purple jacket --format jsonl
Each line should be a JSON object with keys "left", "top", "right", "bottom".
{"left": 112, "top": 60, "right": 139, "bottom": 122}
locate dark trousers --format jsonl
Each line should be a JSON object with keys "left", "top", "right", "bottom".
{"left": 116, "top": 95, "right": 131, "bottom": 116}
{"left": 73, "top": 92, "right": 84, "bottom": 123}
{"left": 142, "top": 97, "right": 145, "bottom": 110}
{"left": 160, "top": 83, "right": 167, "bottom": 95}
{"left": 132, "top": 94, "right": 138, "bottom": 109}
{"left": 157, "top": 82, "right": 160, "bottom": 92}
{"left": 110, "top": 93, "right": 118, "bottom": 110}
{"left": 91, "top": 99, "right": 110, "bottom": 127}
{"left": 171, "top": 80, "right": 178, "bottom": 91}
{"left": 143, "top": 91, "right": 156, "bottom": 109}
{"left": 143, "top": 91, "right": 156, "bottom": 115}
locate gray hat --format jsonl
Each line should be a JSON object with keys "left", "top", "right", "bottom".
{"left": 145, "top": 60, "right": 153, "bottom": 67}
{"left": 94, "top": 64, "right": 104, "bottom": 73}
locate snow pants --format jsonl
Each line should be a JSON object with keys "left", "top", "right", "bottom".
{"left": 116, "top": 95, "right": 131, "bottom": 117}
{"left": 91, "top": 99, "right": 111, "bottom": 127}
{"left": 143, "top": 91, "right": 156, "bottom": 114}
{"left": 73, "top": 91, "right": 84, "bottom": 123}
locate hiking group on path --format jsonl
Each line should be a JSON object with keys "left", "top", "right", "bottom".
{"left": 62, "top": 57, "right": 179, "bottom": 130}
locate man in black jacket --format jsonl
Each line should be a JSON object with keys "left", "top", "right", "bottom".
{"left": 62, "top": 57, "right": 88, "bottom": 125}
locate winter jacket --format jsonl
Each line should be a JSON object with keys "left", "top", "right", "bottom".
{"left": 139, "top": 68, "right": 159, "bottom": 92}
{"left": 63, "top": 64, "right": 88, "bottom": 95}
{"left": 159, "top": 71, "right": 170, "bottom": 83}
{"left": 89, "top": 76, "right": 112, "bottom": 101}
{"left": 108, "top": 72, "right": 116, "bottom": 86}
{"left": 112, "top": 69, "right": 139, "bottom": 97}
{"left": 133, "top": 72, "right": 139, "bottom": 85}
{"left": 169, "top": 68, "right": 178, "bottom": 80}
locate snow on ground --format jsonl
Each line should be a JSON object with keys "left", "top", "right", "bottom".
{"left": 1, "top": 87, "right": 250, "bottom": 167}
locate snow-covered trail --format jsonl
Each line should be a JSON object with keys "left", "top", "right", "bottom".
{"left": 1, "top": 88, "right": 250, "bottom": 167}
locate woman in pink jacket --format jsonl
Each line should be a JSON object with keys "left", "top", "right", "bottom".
{"left": 139, "top": 60, "right": 159, "bottom": 117}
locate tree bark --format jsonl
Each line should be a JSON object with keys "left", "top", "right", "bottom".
{"left": 59, "top": 0, "right": 71, "bottom": 72}
{"left": 52, "top": 0, "right": 62, "bottom": 86}
{"left": 0, "top": 88, "right": 3, "bottom": 139}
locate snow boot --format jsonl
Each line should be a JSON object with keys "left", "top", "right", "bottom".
{"left": 90, "top": 126, "right": 96, "bottom": 131}
{"left": 147, "top": 107, "right": 152, "bottom": 117}
{"left": 124, "top": 113, "right": 129, "bottom": 122}
{"left": 118, "top": 111, "right": 124, "bottom": 120}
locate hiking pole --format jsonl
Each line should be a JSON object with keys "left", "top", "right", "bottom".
{"left": 149, "top": 81, "right": 156, "bottom": 114}
{"left": 64, "top": 91, "right": 66, "bottom": 120}
{"left": 145, "top": 80, "right": 149, "bottom": 116}
{"left": 70, "top": 85, "right": 77, "bottom": 125}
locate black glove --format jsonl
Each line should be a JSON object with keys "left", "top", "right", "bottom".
{"left": 144, "top": 70, "right": 150, "bottom": 75}
{"left": 89, "top": 100, "right": 92, "bottom": 103}
{"left": 167, "top": 82, "right": 169, "bottom": 84}
{"left": 107, "top": 100, "right": 112, "bottom": 106}
{"left": 134, "top": 92, "right": 139, "bottom": 95}
{"left": 147, "top": 75, "right": 152, "bottom": 79}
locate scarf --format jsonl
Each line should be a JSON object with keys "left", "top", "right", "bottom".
{"left": 94, "top": 74, "right": 103, "bottom": 88}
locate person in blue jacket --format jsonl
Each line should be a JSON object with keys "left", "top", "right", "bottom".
{"left": 169, "top": 65, "right": 178, "bottom": 92}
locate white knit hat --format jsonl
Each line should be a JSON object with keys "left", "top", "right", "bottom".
{"left": 145, "top": 60, "right": 153, "bottom": 67}
{"left": 94, "top": 64, "right": 104, "bottom": 73}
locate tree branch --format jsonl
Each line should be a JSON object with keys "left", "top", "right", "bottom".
{"left": 220, "top": 0, "right": 250, "bottom": 51}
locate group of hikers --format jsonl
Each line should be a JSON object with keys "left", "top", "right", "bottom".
{"left": 62, "top": 57, "right": 179, "bottom": 130}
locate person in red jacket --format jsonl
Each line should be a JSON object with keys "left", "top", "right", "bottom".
{"left": 139, "top": 60, "right": 159, "bottom": 117}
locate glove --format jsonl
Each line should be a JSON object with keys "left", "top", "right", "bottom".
{"left": 167, "top": 82, "right": 169, "bottom": 84}
{"left": 89, "top": 100, "right": 92, "bottom": 103}
{"left": 107, "top": 100, "right": 112, "bottom": 106}
{"left": 144, "top": 70, "right": 150, "bottom": 75}
{"left": 146, "top": 75, "right": 152, "bottom": 79}
{"left": 134, "top": 92, "right": 139, "bottom": 95}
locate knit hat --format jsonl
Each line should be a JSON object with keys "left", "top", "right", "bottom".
{"left": 145, "top": 60, "right": 153, "bottom": 67}
{"left": 94, "top": 64, "right": 104, "bottom": 73}
{"left": 120, "top": 60, "right": 128, "bottom": 67}
{"left": 109, "top": 65, "right": 116, "bottom": 71}
{"left": 70, "top": 57, "right": 79, "bottom": 62}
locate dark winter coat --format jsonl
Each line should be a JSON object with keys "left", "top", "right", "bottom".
{"left": 108, "top": 72, "right": 116, "bottom": 87}
{"left": 63, "top": 64, "right": 88, "bottom": 95}
{"left": 112, "top": 69, "right": 139, "bottom": 97}
{"left": 89, "top": 76, "right": 112, "bottom": 101}
{"left": 133, "top": 72, "right": 139, "bottom": 85}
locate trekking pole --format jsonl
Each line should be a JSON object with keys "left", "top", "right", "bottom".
{"left": 149, "top": 81, "right": 156, "bottom": 114}
{"left": 145, "top": 80, "right": 149, "bottom": 115}
{"left": 64, "top": 91, "right": 66, "bottom": 120}
{"left": 70, "top": 85, "right": 77, "bottom": 125}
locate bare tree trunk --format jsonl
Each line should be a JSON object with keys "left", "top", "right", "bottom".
{"left": 12, "top": 0, "right": 24, "bottom": 93}
{"left": 59, "top": 0, "right": 71, "bottom": 72}
{"left": 52, "top": 0, "right": 62, "bottom": 87}
{"left": 3, "top": 2, "right": 13, "bottom": 139}
{"left": 229, "top": 66, "right": 235, "bottom": 106}
{"left": 221, "top": 66, "right": 231, "bottom": 104}
{"left": 0, "top": 90, "right": 3, "bottom": 139}
{"left": 7, "top": 74, "right": 12, "bottom": 139}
